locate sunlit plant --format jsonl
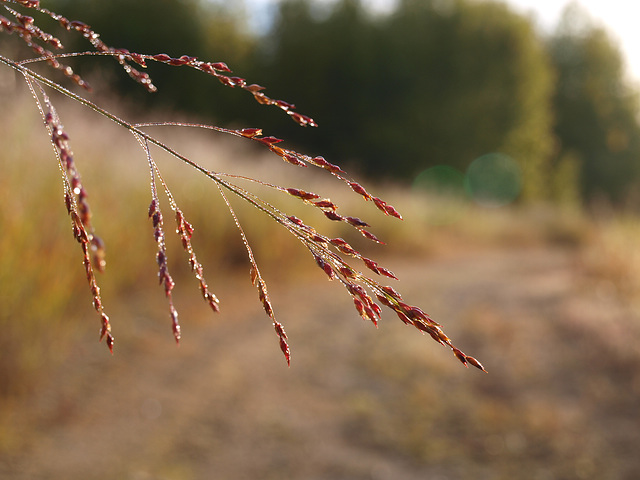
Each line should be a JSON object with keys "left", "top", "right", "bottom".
{"left": 0, "top": 0, "right": 485, "bottom": 371}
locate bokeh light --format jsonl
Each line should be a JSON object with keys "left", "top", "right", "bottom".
{"left": 464, "top": 153, "right": 522, "bottom": 207}
{"left": 413, "top": 165, "right": 466, "bottom": 198}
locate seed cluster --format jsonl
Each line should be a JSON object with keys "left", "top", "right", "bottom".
{"left": 42, "top": 94, "right": 112, "bottom": 352}
{"left": 141, "top": 137, "right": 221, "bottom": 344}
{"left": 0, "top": 0, "right": 484, "bottom": 372}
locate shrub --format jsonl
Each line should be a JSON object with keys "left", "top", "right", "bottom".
{"left": 0, "top": 0, "right": 484, "bottom": 371}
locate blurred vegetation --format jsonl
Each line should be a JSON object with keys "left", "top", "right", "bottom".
{"left": 41, "top": 0, "right": 256, "bottom": 116}
{"left": 42, "top": 0, "right": 640, "bottom": 208}
{"left": 548, "top": 4, "right": 640, "bottom": 205}
{"left": 252, "top": 0, "right": 555, "bottom": 204}
{"left": 0, "top": 87, "right": 594, "bottom": 437}
{"left": 0, "top": 93, "right": 309, "bottom": 422}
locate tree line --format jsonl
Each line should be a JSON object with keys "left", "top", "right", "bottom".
{"left": 41, "top": 0, "right": 640, "bottom": 207}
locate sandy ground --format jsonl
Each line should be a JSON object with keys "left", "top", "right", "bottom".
{"left": 1, "top": 245, "right": 640, "bottom": 479}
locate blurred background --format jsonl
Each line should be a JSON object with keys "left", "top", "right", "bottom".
{"left": 1, "top": 0, "right": 640, "bottom": 478}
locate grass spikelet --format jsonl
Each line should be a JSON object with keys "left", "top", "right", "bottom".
{"left": 23, "top": 79, "right": 114, "bottom": 351}
{"left": 146, "top": 158, "right": 181, "bottom": 343}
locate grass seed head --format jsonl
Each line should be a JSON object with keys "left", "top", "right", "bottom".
{"left": 0, "top": 0, "right": 482, "bottom": 371}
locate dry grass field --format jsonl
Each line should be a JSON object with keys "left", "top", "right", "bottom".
{"left": 2, "top": 245, "right": 640, "bottom": 479}
{"left": 1, "top": 93, "right": 640, "bottom": 479}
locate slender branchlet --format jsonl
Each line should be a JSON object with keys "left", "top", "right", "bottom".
{"left": 21, "top": 77, "right": 113, "bottom": 352}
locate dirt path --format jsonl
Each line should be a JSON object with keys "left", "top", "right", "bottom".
{"left": 2, "top": 246, "right": 640, "bottom": 479}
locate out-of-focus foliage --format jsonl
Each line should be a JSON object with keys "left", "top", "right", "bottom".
{"left": 44, "top": 0, "right": 256, "bottom": 117}
{"left": 269, "top": 1, "right": 550, "bottom": 194}
{"left": 548, "top": 4, "right": 640, "bottom": 205}
{"left": 250, "top": 0, "right": 555, "bottom": 201}
{"left": 39, "top": 0, "right": 640, "bottom": 207}
{"left": 255, "top": 0, "right": 640, "bottom": 207}
{"left": 382, "top": 0, "right": 555, "bottom": 201}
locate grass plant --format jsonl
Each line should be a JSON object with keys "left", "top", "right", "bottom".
{"left": 0, "top": 0, "right": 485, "bottom": 371}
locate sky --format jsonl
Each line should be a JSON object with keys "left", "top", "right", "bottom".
{"left": 508, "top": 0, "right": 640, "bottom": 82}
{"left": 243, "top": 0, "right": 640, "bottom": 82}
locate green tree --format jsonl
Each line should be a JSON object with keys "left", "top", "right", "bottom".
{"left": 370, "top": 0, "right": 555, "bottom": 201}
{"left": 246, "top": 0, "right": 375, "bottom": 159}
{"left": 548, "top": 4, "right": 640, "bottom": 205}
{"left": 44, "top": 0, "right": 256, "bottom": 121}
{"left": 253, "top": 0, "right": 555, "bottom": 201}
